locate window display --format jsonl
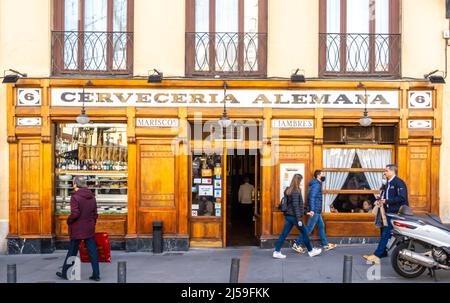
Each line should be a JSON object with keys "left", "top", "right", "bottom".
{"left": 55, "top": 123, "right": 128, "bottom": 214}
{"left": 191, "top": 153, "right": 222, "bottom": 217}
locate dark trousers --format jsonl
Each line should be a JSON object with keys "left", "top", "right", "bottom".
{"left": 374, "top": 217, "right": 393, "bottom": 258}
{"left": 275, "top": 215, "right": 313, "bottom": 252}
{"left": 62, "top": 238, "right": 100, "bottom": 279}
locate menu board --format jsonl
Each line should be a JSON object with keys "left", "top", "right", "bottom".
{"left": 279, "top": 163, "right": 305, "bottom": 200}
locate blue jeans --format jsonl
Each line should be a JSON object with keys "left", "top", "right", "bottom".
{"left": 62, "top": 238, "right": 100, "bottom": 279}
{"left": 275, "top": 215, "right": 313, "bottom": 252}
{"left": 374, "top": 217, "right": 393, "bottom": 258}
{"left": 295, "top": 213, "right": 329, "bottom": 246}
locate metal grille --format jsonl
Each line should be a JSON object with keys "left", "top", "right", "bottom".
{"left": 186, "top": 32, "right": 267, "bottom": 77}
{"left": 52, "top": 31, "right": 133, "bottom": 75}
{"left": 319, "top": 33, "right": 401, "bottom": 77}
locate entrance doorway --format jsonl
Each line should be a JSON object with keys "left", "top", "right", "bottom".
{"left": 226, "top": 149, "right": 260, "bottom": 246}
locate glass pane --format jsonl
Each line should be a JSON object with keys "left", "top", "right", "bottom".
{"left": 84, "top": 0, "right": 107, "bottom": 70}
{"left": 55, "top": 123, "right": 128, "bottom": 215}
{"left": 113, "top": 0, "right": 128, "bottom": 70}
{"left": 216, "top": 0, "right": 238, "bottom": 71}
{"left": 195, "top": 0, "right": 209, "bottom": 71}
{"left": 330, "top": 194, "right": 376, "bottom": 213}
{"left": 192, "top": 153, "right": 223, "bottom": 217}
{"left": 375, "top": 0, "right": 390, "bottom": 71}
{"left": 326, "top": 0, "right": 340, "bottom": 72}
{"left": 346, "top": 0, "right": 369, "bottom": 72}
{"left": 244, "top": 0, "right": 259, "bottom": 71}
{"left": 64, "top": 0, "right": 79, "bottom": 70}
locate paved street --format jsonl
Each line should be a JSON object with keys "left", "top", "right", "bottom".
{"left": 0, "top": 244, "right": 449, "bottom": 283}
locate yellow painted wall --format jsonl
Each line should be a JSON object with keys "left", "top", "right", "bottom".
{"left": 401, "top": 0, "right": 450, "bottom": 223}
{"left": 133, "top": 0, "right": 185, "bottom": 77}
{"left": 268, "top": 0, "right": 319, "bottom": 78}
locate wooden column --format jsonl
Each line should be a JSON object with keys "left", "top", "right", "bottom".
{"left": 260, "top": 108, "right": 272, "bottom": 237}
{"left": 177, "top": 108, "right": 189, "bottom": 236}
{"left": 126, "top": 107, "right": 137, "bottom": 239}
{"left": 40, "top": 80, "right": 53, "bottom": 238}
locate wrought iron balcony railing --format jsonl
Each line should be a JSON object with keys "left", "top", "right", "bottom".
{"left": 319, "top": 33, "right": 401, "bottom": 77}
{"left": 52, "top": 31, "right": 133, "bottom": 76}
{"left": 186, "top": 32, "right": 267, "bottom": 77}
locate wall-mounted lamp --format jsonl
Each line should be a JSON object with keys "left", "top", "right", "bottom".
{"left": 76, "top": 80, "right": 93, "bottom": 125}
{"left": 424, "top": 70, "right": 446, "bottom": 83}
{"left": 1, "top": 69, "right": 28, "bottom": 83}
{"left": 357, "top": 82, "right": 372, "bottom": 127}
{"left": 148, "top": 69, "right": 163, "bottom": 83}
{"left": 290, "top": 68, "right": 305, "bottom": 82}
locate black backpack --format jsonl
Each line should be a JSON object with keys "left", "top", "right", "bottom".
{"left": 279, "top": 194, "right": 289, "bottom": 212}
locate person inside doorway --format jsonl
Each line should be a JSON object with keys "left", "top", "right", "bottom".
{"left": 238, "top": 176, "right": 254, "bottom": 222}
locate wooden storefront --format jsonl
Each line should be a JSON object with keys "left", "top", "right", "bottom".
{"left": 5, "top": 78, "right": 442, "bottom": 253}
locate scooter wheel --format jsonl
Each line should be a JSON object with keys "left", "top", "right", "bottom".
{"left": 391, "top": 242, "right": 426, "bottom": 278}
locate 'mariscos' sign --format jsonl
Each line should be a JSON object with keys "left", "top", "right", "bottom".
{"left": 51, "top": 89, "right": 399, "bottom": 109}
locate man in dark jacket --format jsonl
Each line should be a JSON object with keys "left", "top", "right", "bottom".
{"left": 364, "top": 164, "right": 408, "bottom": 264}
{"left": 56, "top": 176, "right": 100, "bottom": 281}
{"left": 292, "top": 170, "right": 336, "bottom": 254}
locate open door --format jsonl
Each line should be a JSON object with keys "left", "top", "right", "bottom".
{"left": 253, "top": 150, "right": 262, "bottom": 243}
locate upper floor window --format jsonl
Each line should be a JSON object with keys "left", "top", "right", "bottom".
{"left": 52, "top": 0, "right": 134, "bottom": 75}
{"left": 186, "top": 0, "right": 268, "bottom": 77}
{"left": 319, "top": 0, "right": 400, "bottom": 77}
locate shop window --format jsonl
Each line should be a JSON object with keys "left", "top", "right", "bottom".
{"left": 322, "top": 147, "right": 393, "bottom": 213}
{"left": 52, "top": 0, "right": 134, "bottom": 75}
{"left": 186, "top": 0, "right": 267, "bottom": 76}
{"left": 191, "top": 153, "right": 223, "bottom": 217}
{"left": 324, "top": 126, "right": 397, "bottom": 144}
{"left": 319, "top": 0, "right": 400, "bottom": 77}
{"left": 54, "top": 123, "right": 128, "bottom": 215}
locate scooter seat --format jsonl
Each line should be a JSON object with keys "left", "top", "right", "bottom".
{"left": 414, "top": 214, "right": 450, "bottom": 233}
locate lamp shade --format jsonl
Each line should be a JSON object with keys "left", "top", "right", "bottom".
{"left": 359, "top": 115, "right": 372, "bottom": 127}
{"left": 76, "top": 112, "right": 90, "bottom": 124}
{"left": 218, "top": 111, "right": 232, "bottom": 128}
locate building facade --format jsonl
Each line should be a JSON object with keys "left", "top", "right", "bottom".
{"left": 0, "top": 0, "right": 449, "bottom": 254}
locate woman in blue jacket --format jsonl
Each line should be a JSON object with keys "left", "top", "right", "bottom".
{"left": 273, "top": 174, "right": 322, "bottom": 259}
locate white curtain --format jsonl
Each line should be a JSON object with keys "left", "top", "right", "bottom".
{"left": 356, "top": 149, "right": 392, "bottom": 193}
{"left": 323, "top": 148, "right": 356, "bottom": 212}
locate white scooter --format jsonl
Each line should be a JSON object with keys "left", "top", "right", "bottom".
{"left": 387, "top": 205, "right": 450, "bottom": 279}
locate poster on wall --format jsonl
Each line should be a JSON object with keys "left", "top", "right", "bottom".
{"left": 279, "top": 163, "right": 305, "bottom": 200}
{"left": 192, "top": 210, "right": 198, "bottom": 217}
{"left": 214, "top": 189, "right": 222, "bottom": 198}
{"left": 202, "top": 178, "right": 212, "bottom": 184}
{"left": 202, "top": 169, "right": 212, "bottom": 177}
{"left": 215, "top": 209, "right": 221, "bottom": 216}
{"left": 193, "top": 178, "right": 202, "bottom": 184}
{"left": 214, "top": 167, "right": 222, "bottom": 176}
{"left": 214, "top": 203, "right": 221, "bottom": 209}
{"left": 199, "top": 185, "right": 214, "bottom": 196}
{"left": 192, "top": 204, "right": 199, "bottom": 210}
{"left": 214, "top": 179, "right": 222, "bottom": 189}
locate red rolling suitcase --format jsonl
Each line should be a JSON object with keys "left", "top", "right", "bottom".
{"left": 79, "top": 232, "right": 112, "bottom": 263}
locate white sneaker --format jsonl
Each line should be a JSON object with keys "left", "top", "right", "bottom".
{"left": 272, "top": 251, "right": 287, "bottom": 259}
{"left": 308, "top": 248, "right": 322, "bottom": 257}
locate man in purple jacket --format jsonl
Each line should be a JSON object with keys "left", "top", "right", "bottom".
{"left": 56, "top": 176, "right": 100, "bottom": 281}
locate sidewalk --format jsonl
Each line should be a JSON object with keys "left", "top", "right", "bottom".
{"left": 1, "top": 244, "right": 449, "bottom": 283}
